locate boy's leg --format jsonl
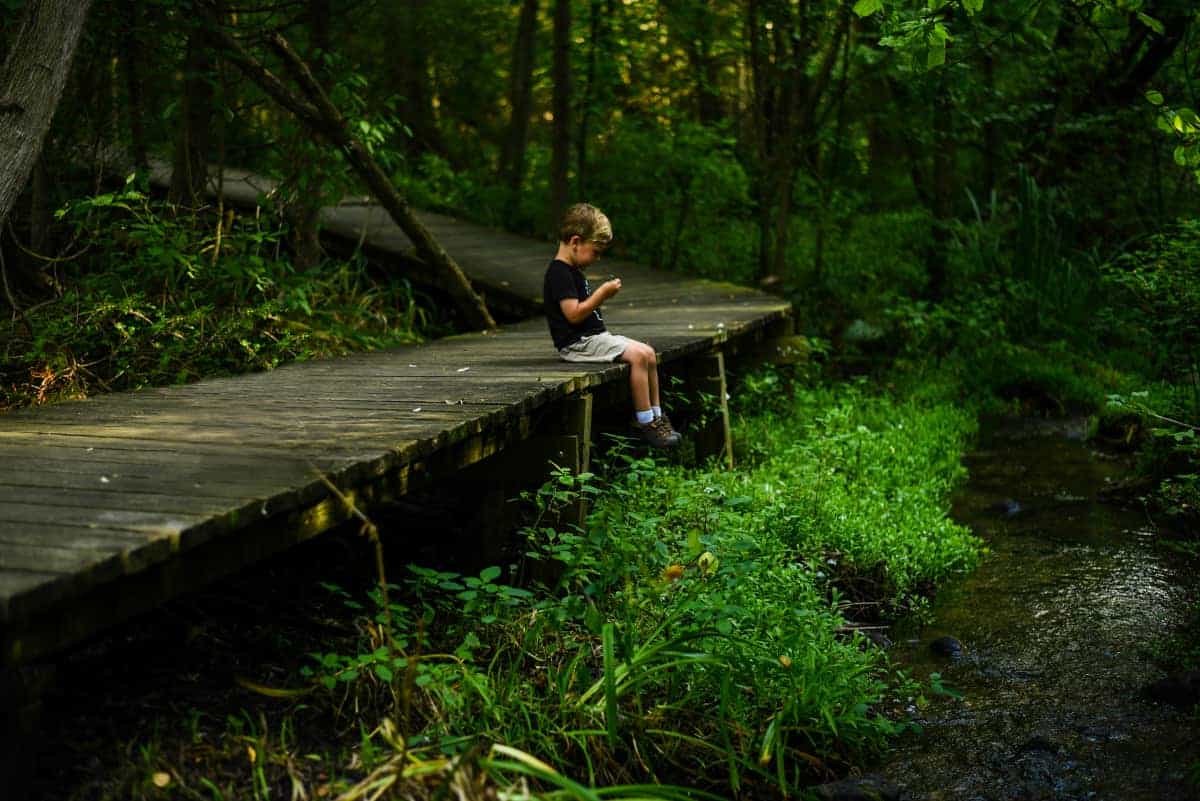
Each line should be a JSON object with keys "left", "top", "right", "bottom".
{"left": 648, "top": 358, "right": 660, "bottom": 409}
{"left": 619, "top": 343, "right": 652, "bottom": 413}
{"left": 620, "top": 343, "right": 678, "bottom": 447}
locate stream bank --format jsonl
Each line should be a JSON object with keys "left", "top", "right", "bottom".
{"left": 877, "top": 416, "right": 1199, "bottom": 800}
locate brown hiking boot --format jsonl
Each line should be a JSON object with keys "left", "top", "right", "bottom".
{"left": 634, "top": 415, "right": 681, "bottom": 448}
{"left": 660, "top": 412, "right": 680, "bottom": 439}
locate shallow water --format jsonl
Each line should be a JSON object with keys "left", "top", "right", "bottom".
{"left": 879, "top": 417, "right": 1200, "bottom": 801}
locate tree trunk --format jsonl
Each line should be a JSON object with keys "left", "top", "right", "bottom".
{"left": 285, "top": 0, "right": 334, "bottom": 272}
{"left": 394, "top": 0, "right": 446, "bottom": 160}
{"left": 502, "top": 0, "right": 539, "bottom": 220}
{"left": 927, "top": 74, "right": 954, "bottom": 301}
{"left": 576, "top": 0, "right": 601, "bottom": 199}
{"left": 310, "top": 0, "right": 331, "bottom": 58}
{"left": 209, "top": 23, "right": 496, "bottom": 330}
{"left": 0, "top": 0, "right": 94, "bottom": 227}
{"left": 29, "top": 156, "right": 52, "bottom": 258}
{"left": 121, "top": 0, "right": 148, "bottom": 169}
{"left": 980, "top": 52, "right": 997, "bottom": 209}
{"left": 169, "top": 8, "right": 219, "bottom": 206}
{"left": 550, "top": 0, "right": 571, "bottom": 231}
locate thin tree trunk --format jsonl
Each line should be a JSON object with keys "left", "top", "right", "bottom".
{"left": 122, "top": 0, "right": 148, "bottom": 169}
{"left": 928, "top": 74, "right": 954, "bottom": 301}
{"left": 694, "top": 24, "right": 724, "bottom": 125}
{"left": 310, "top": 0, "right": 331, "bottom": 58}
{"left": 209, "top": 23, "right": 496, "bottom": 329}
{"left": 285, "top": 0, "right": 333, "bottom": 272}
{"left": 576, "top": 0, "right": 600, "bottom": 199}
{"left": 981, "top": 52, "right": 996, "bottom": 209}
{"left": 170, "top": 7, "right": 219, "bottom": 206}
{"left": 550, "top": 0, "right": 571, "bottom": 230}
{"left": 502, "top": 0, "right": 539, "bottom": 221}
{"left": 814, "top": 21, "right": 853, "bottom": 286}
{"left": 29, "top": 156, "right": 52, "bottom": 258}
{"left": 395, "top": 0, "right": 446, "bottom": 160}
{"left": 0, "top": 0, "right": 94, "bottom": 227}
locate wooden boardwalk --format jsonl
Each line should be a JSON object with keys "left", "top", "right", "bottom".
{"left": 0, "top": 170, "right": 793, "bottom": 665}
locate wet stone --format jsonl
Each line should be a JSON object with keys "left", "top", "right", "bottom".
{"left": 1019, "top": 733, "right": 1060, "bottom": 754}
{"left": 1143, "top": 669, "right": 1200, "bottom": 708}
{"left": 862, "top": 630, "right": 894, "bottom": 650}
{"left": 807, "top": 775, "right": 900, "bottom": 801}
{"left": 929, "top": 635, "right": 965, "bottom": 660}
{"left": 988, "top": 498, "right": 1024, "bottom": 517}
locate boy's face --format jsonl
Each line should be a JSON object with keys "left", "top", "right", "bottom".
{"left": 569, "top": 236, "right": 605, "bottom": 269}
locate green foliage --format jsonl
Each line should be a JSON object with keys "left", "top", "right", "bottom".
{"left": 0, "top": 181, "right": 433, "bottom": 409}
{"left": 1098, "top": 219, "right": 1200, "bottom": 387}
{"left": 304, "top": 373, "right": 979, "bottom": 798}
{"left": 796, "top": 203, "right": 934, "bottom": 317}
{"left": 1149, "top": 90, "right": 1200, "bottom": 183}
{"left": 584, "top": 122, "right": 757, "bottom": 281}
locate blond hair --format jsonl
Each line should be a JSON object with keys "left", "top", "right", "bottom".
{"left": 558, "top": 203, "right": 612, "bottom": 247}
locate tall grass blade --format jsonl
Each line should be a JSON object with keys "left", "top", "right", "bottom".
{"left": 602, "top": 622, "right": 619, "bottom": 745}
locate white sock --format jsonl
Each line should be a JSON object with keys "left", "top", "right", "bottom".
{"left": 635, "top": 409, "right": 654, "bottom": 425}
{"left": 652, "top": 406, "right": 662, "bottom": 419}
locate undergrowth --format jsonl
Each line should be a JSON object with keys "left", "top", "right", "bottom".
{"left": 0, "top": 178, "right": 437, "bottom": 411}
{"left": 236, "top": 371, "right": 982, "bottom": 800}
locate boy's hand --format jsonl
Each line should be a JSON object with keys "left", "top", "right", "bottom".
{"left": 601, "top": 278, "right": 622, "bottom": 298}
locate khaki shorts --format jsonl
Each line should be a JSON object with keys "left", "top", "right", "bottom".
{"left": 558, "top": 332, "right": 633, "bottom": 363}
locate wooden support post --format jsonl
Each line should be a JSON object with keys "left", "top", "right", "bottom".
{"left": 688, "top": 352, "right": 733, "bottom": 469}
{"left": 561, "top": 392, "right": 593, "bottom": 528}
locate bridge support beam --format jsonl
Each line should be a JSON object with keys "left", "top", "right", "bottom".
{"left": 451, "top": 392, "right": 593, "bottom": 568}
{"left": 683, "top": 351, "right": 733, "bottom": 469}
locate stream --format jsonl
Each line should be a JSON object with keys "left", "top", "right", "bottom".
{"left": 878, "top": 417, "right": 1199, "bottom": 801}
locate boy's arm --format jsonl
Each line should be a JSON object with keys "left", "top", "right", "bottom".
{"left": 560, "top": 278, "right": 620, "bottom": 324}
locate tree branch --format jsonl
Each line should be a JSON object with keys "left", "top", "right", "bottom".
{"left": 201, "top": 8, "right": 496, "bottom": 329}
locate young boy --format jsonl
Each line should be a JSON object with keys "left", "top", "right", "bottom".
{"left": 543, "top": 203, "right": 680, "bottom": 448}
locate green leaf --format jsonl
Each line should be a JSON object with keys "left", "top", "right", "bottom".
{"left": 602, "top": 623, "right": 619, "bottom": 745}
{"left": 961, "top": 0, "right": 983, "bottom": 14}
{"left": 927, "top": 44, "right": 947, "bottom": 68}
{"left": 1146, "top": 89, "right": 1165, "bottom": 106}
{"left": 852, "top": 0, "right": 883, "bottom": 17}
{"left": 1137, "top": 12, "right": 1164, "bottom": 35}
{"left": 926, "top": 23, "right": 949, "bottom": 68}
{"left": 479, "top": 565, "right": 502, "bottom": 582}
{"left": 374, "top": 664, "right": 394, "bottom": 682}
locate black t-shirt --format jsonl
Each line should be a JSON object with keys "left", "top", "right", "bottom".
{"left": 543, "top": 258, "right": 607, "bottom": 350}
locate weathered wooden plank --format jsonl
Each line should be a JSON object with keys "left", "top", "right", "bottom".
{"left": 0, "top": 543, "right": 129, "bottom": 585}
{"left": 0, "top": 485, "right": 253, "bottom": 516}
{"left": 0, "top": 520, "right": 174, "bottom": 550}
{"left": 0, "top": 471, "right": 309, "bottom": 500}
{"left": 0, "top": 500, "right": 205, "bottom": 534}
{"left": 0, "top": 571, "right": 63, "bottom": 623}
